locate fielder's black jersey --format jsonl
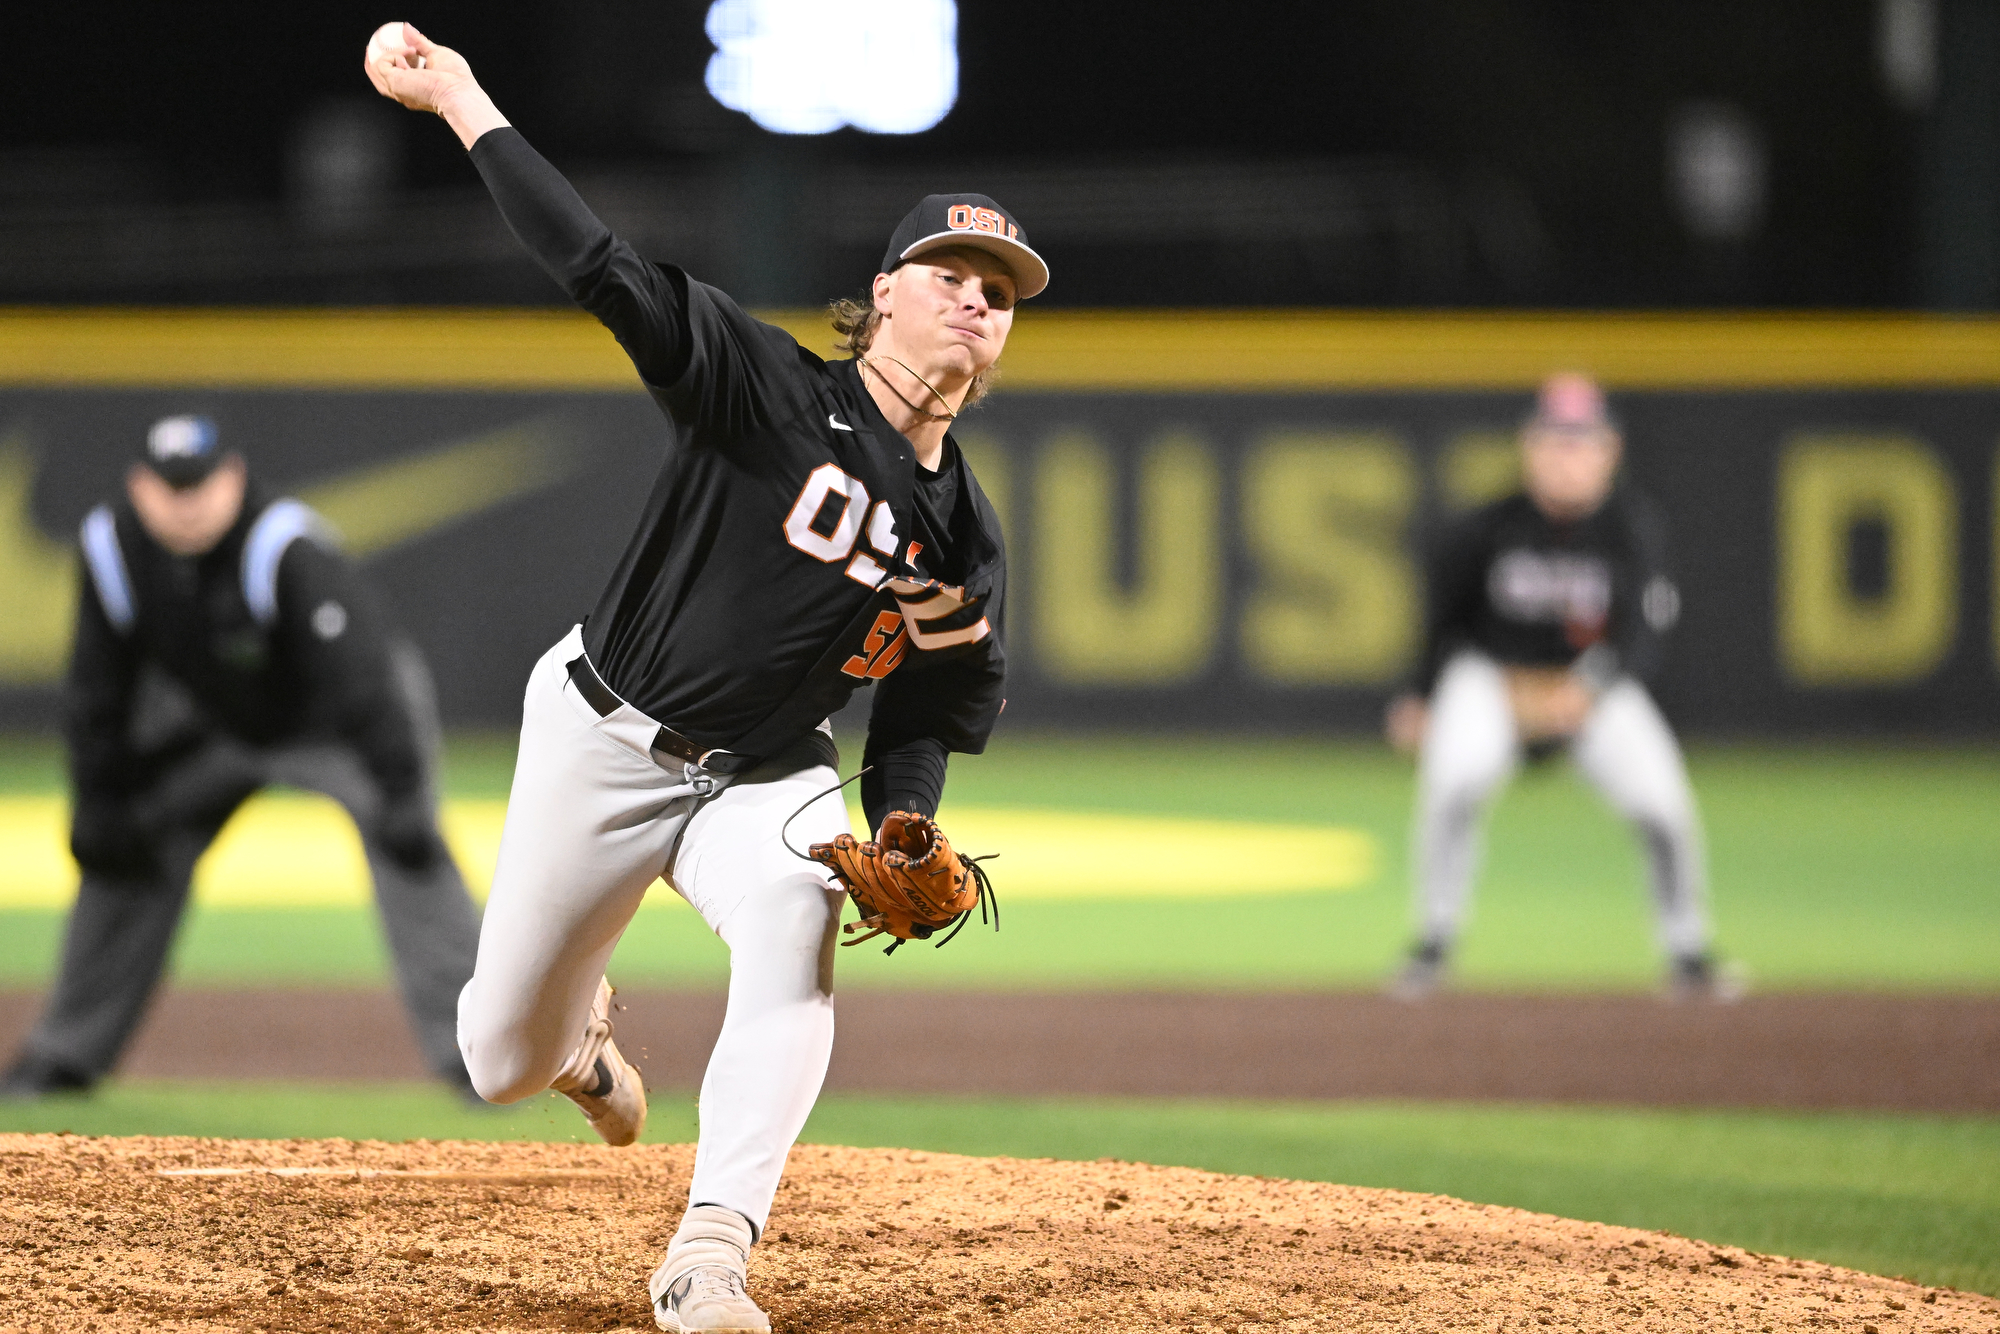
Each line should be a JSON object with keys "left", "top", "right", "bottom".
{"left": 1410, "top": 488, "right": 1679, "bottom": 696}
{"left": 67, "top": 484, "right": 421, "bottom": 804}
{"left": 471, "top": 128, "right": 1006, "bottom": 773}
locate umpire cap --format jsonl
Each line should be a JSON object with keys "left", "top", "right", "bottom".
{"left": 883, "top": 194, "right": 1049, "bottom": 299}
{"left": 141, "top": 415, "right": 227, "bottom": 489}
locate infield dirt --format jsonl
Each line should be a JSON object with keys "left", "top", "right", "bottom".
{"left": 5, "top": 1134, "right": 1995, "bottom": 1334}
{"left": 7, "top": 989, "right": 1996, "bottom": 1111}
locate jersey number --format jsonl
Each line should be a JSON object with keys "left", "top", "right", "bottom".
{"left": 841, "top": 609, "right": 910, "bottom": 680}
{"left": 784, "top": 463, "right": 900, "bottom": 588}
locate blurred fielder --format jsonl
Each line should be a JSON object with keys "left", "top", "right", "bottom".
{"left": 1386, "top": 374, "right": 1733, "bottom": 1001}
{"left": 0, "top": 416, "right": 482, "bottom": 1097}
{"left": 368, "top": 20, "right": 1025, "bottom": 1333}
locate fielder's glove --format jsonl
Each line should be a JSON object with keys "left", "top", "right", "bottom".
{"left": 809, "top": 811, "right": 997, "bottom": 953}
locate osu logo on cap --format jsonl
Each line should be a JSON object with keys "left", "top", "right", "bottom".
{"left": 946, "top": 204, "right": 1020, "bottom": 241}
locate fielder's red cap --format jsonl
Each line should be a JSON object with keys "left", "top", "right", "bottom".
{"left": 1528, "top": 373, "right": 1617, "bottom": 432}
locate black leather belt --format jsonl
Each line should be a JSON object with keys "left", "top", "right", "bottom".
{"left": 566, "top": 654, "right": 760, "bottom": 775}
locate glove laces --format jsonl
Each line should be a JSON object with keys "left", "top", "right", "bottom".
{"left": 781, "top": 767, "right": 871, "bottom": 862}
{"left": 780, "top": 767, "right": 1001, "bottom": 953}
{"left": 899, "top": 852, "right": 1000, "bottom": 953}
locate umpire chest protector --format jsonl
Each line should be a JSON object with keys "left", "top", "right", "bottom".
{"left": 78, "top": 491, "right": 348, "bottom": 742}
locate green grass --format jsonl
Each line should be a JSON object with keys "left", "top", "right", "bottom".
{"left": 7, "top": 733, "right": 1990, "bottom": 1294}
{"left": 0, "top": 733, "right": 62, "bottom": 794}
{"left": 4, "top": 731, "right": 1999, "bottom": 991}
{"left": 801, "top": 1096, "right": 2000, "bottom": 1297}
{"left": 3, "top": 1082, "right": 1992, "bottom": 1296}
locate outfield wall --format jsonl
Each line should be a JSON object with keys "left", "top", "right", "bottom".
{"left": 1, "top": 310, "right": 1997, "bottom": 734}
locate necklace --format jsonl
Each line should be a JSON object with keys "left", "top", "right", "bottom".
{"left": 860, "top": 356, "right": 958, "bottom": 422}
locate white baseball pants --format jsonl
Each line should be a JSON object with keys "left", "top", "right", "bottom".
{"left": 1412, "top": 650, "right": 1710, "bottom": 959}
{"left": 458, "top": 626, "right": 849, "bottom": 1232}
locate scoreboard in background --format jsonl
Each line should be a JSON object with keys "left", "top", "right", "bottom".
{"left": 0, "top": 311, "right": 1996, "bottom": 735}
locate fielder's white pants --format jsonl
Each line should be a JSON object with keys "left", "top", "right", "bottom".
{"left": 458, "top": 626, "right": 848, "bottom": 1232}
{"left": 1412, "top": 650, "right": 1710, "bottom": 959}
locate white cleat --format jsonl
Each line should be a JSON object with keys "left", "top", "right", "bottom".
{"left": 651, "top": 1263, "right": 772, "bottom": 1333}
{"left": 649, "top": 1204, "right": 771, "bottom": 1334}
{"left": 550, "top": 977, "right": 647, "bottom": 1146}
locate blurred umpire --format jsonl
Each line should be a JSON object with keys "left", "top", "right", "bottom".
{"left": 0, "top": 415, "right": 482, "bottom": 1096}
{"left": 1385, "top": 374, "right": 1735, "bottom": 1001}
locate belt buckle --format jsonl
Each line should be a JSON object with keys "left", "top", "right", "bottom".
{"left": 646, "top": 737, "right": 711, "bottom": 793}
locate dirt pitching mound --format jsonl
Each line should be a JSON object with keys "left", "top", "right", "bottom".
{"left": 2, "top": 1134, "right": 1991, "bottom": 1334}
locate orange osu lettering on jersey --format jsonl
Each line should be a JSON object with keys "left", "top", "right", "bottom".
{"left": 840, "top": 610, "right": 909, "bottom": 680}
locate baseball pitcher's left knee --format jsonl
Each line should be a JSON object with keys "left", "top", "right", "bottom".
{"left": 456, "top": 979, "right": 568, "bottom": 1104}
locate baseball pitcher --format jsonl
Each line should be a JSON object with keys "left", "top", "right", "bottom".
{"left": 367, "top": 23, "right": 1032, "bottom": 1334}
{"left": 1386, "top": 374, "right": 1733, "bottom": 1001}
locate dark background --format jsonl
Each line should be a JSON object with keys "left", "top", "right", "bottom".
{"left": 4, "top": 385, "right": 1993, "bottom": 734}
{"left": 2, "top": 1, "right": 1991, "bottom": 308}
{"left": 4, "top": 4, "right": 1996, "bottom": 735}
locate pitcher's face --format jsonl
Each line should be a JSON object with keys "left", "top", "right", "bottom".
{"left": 873, "top": 247, "right": 1017, "bottom": 378}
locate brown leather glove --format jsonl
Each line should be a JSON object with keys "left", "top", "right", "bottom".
{"left": 808, "top": 811, "right": 996, "bottom": 953}
{"left": 1504, "top": 666, "right": 1596, "bottom": 742}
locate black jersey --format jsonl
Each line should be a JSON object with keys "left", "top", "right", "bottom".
{"left": 470, "top": 128, "right": 1006, "bottom": 777}
{"left": 1410, "top": 488, "right": 1679, "bottom": 696}
{"left": 67, "top": 484, "right": 421, "bottom": 804}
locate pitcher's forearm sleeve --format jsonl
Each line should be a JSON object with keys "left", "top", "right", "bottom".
{"left": 468, "top": 126, "right": 690, "bottom": 388}
{"left": 860, "top": 735, "right": 950, "bottom": 835}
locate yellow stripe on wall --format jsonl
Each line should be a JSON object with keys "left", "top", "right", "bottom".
{"left": 8, "top": 308, "right": 2000, "bottom": 391}
{"left": 0, "top": 794, "right": 1375, "bottom": 909}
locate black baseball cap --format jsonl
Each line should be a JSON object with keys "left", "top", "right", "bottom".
{"left": 140, "top": 414, "right": 228, "bottom": 489}
{"left": 882, "top": 194, "right": 1049, "bottom": 300}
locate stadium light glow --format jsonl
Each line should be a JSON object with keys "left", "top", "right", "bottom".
{"left": 704, "top": 0, "right": 958, "bottom": 135}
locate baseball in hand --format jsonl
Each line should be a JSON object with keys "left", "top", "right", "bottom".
{"left": 367, "top": 22, "right": 426, "bottom": 70}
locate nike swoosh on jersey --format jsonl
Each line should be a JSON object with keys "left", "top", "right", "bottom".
{"left": 829, "top": 413, "right": 854, "bottom": 431}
